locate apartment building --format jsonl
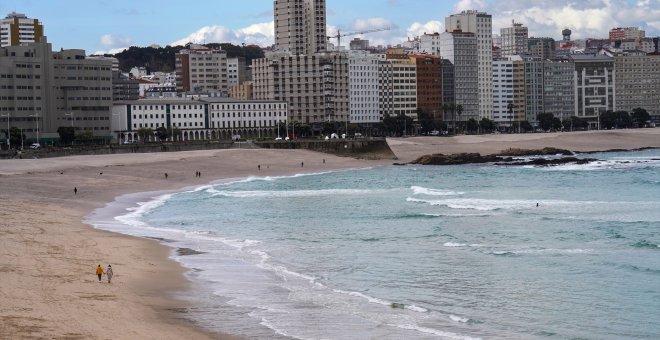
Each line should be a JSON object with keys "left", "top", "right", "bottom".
{"left": 439, "top": 31, "right": 478, "bottom": 121}
{"left": 111, "top": 98, "right": 287, "bottom": 142}
{"left": 348, "top": 51, "right": 380, "bottom": 123}
{"left": 528, "top": 37, "right": 556, "bottom": 60}
{"left": 410, "top": 54, "right": 443, "bottom": 121}
{"left": 384, "top": 52, "right": 418, "bottom": 119}
{"left": 175, "top": 45, "right": 228, "bottom": 94}
{"left": 500, "top": 21, "right": 528, "bottom": 57}
{"left": 419, "top": 33, "right": 441, "bottom": 56}
{"left": 445, "top": 10, "right": 493, "bottom": 119}
{"left": 229, "top": 81, "right": 253, "bottom": 100}
{"left": 614, "top": 52, "right": 660, "bottom": 116}
{"left": 0, "top": 12, "right": 43, "bottom": 47}
{"left": 543, "top": 59, "right": 575, "bottom": 120}
{"left": 252, "top": 52, "right": 349, "bottom": 126}
{"left": 227, "top": 57, "right": 247, "bottom": 88}
{"left": 571, "top": 54, "right": 616, "bottom": 125}
{"left": 609, "top": 27, "right": 645, "bottom": 41}
{"left": 523, "top": 56, "right": 544, "bottom": 124}
{"left": 492, "top": 57, "right": 525, "bottom": 127}
{"left": 274, "top": 0, "right": 327, "bottom": 55}
{"left": 0, "top": 39, "right": 112, "bottom": 144}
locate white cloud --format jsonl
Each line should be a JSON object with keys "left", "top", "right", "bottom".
{"left": 352, "top": 17, "right": 393, "bottom": 31}
{"left": 454, "top": 0, "right": 487, "bottom": 12}
{"left": 92, "top": 47, "right": 130, "bottom": 55}
{"left": 99, "top": 34, "right": 132, "bottom": 48}
{"left": 170, "top": 21, "right": 274, "bottom": 47}
{"left": 407, "top": 20, "right": 443, "bottom": 37}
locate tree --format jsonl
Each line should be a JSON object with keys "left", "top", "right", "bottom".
{"left": 520, "top": 120, "right": 533, "bottom": 132}
{"left": 537, "top": 113, "right": 555, "bottom": 131}
{"left": 466, "top": 118, "right": 479, "bottom": 134}
{"left": 562, "top": 116, "right": 587, "bottom": 131}
{"left": 442, "top": 103, "right": 455, "bottom": 134}
{"left": 75, "top": 130, "right": 94, "bottom": 144}
{"left": 9, "top": 127, "right": 24, "bottom": 149}
{"left": 137, "top": 128, "right": 154, "bottom": 142}
{"left": 417, "top": 109, "right": 435, "bottom": 134}
{"left": 167, "top": 127, "right": 181, "bottom": 141}
{"left": 155, "top": 126, "right": 169, "bottom": 141}
{"left": 57, "top": 126, "right": 75, "bottom": 145}
{"left": 631, "top": 108, "right": 650, "bottom": 128}
{"left": 479, "top": 118, "right": 496, "bottom": 133}
{"left": 455, "top": 104, "right": 464, "bottom": 133}
{"left": 552, "top": 117, "right": 562, "bottom": 130}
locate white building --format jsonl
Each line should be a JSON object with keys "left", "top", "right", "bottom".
{"left": 500, "top": 21, "right": 528, "bottom": 57}
{"left": 111, "top": 98, "right": 287, "bottom": 142}
{"left": 439, "top": 31, "right": 479, "bottom": 121}
{"left": 445, "top": 10, "right": 493, "bottom": 119}
{"left": 492, "top": 56, "right": 525, "bottom": 127}
{"left": 0, "top": 12, "right": 43, "bottom": 47}
{"left": 419, "top": 33, "right": 442, "bottom": 56}
{"left": 348, "top": 51, "right": 381, "bottom": 123}
{"left": 175, "top": 45, "right": 228, "bottom": 94}
{"left": 227, "top": 57, "right": 247, "bottom": 87}
{"left": 571, "top": 54, "right": 615, "bottom": 126}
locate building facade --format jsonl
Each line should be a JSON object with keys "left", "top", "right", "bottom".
{"left": 609, "top": 27, "right": 645, "bottom": 41}
{"left": 500, "top": 21, "right": 528, "bottom": 57}
{"left": 492, "top": 57, "right": 525, "bottom": 128}
{"left": 523, "top": 56, "right": 545, "bottom": 124}
{"left": 348, "top": 51, "right": 380, "bottom": 123}
{"left": 445, "top": 10, "right": 493, "bottom": 119}
{"left": 384, "top": 53, "right": 418, "bottom": 119}
{"left": 439, "top": 31, "right": 478, "bottom": 121}
{"left": 528, "top": 37, "right": 556, "bottom": 60}
{"left": 175, "top": 45, "right": 228, "bottom": 94}
{"left": 227, "top": 57, "right": 247, "bottom": 88}
{"left": 614, "top": 53, "right": 660, "bottom": 116}
{"left": 571, "top": 54, "right": 616, "bottom": 125}
{"left": 0, "top": 12, "right": 43, "bottom": 47}
{"left": 410, "top": 54, "right": 443, "bottom": 121}
{"left": 111, "top": 98, "right": 287, "bottom": 142}
{"left": 274, "top": 0, "right": 327, "bottom": 55}
{"left": 252, "top": 52, "right": 349, "bottom": 126}
{"left": 543, "top": 59, "right": 575, "bottom": 121}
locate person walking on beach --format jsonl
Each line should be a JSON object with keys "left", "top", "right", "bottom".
{"left": 301, "top": 161, "right": 304, "bottom": 168}
{"left": 74, "top": 187, "right": 77, "bottom": 195}
{"left": 164, "top": 173, "right": 168, "bottom": 180}
{"left": 258, "top": 164, "right": 261, "bottom": 171}
{"left": 106, "top": 265, "right": 114, "bottom": 283}
{"left": 95, "top": 264, "right": 104, "bottom": 282}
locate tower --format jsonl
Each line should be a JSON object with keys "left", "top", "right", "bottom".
{"left": 0, "top": 12, "right": 44, "bottom": 47}
{"left": 274, "top": 0, "right": 327, "bottom": 55}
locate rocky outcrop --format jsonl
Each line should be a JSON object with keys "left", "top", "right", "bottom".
{"left": 410, "top": 153, "right": 508, "bottom": 165}
{"left": 496, "top": 147, "right": 573, "bottom": 157}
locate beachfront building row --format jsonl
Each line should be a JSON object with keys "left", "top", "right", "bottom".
{"left": 111, "top": 98, "right": 288, "bottom": 142}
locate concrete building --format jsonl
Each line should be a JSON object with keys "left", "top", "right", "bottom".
{"left": 492, "top": 57, "right": 525, "bottom": 128}
{"left": 349, "top": 38, "right": 369, "bottom": 51}
{"left": 410, "top": 54, "right": 443, "bottom": 121}
{"left": 614, "top": 52, "right": 660, "bottom": 116}
{"left": 252, "top": 52, "right": 349, "bottom": 126}
{"left": 441, "top": 59, "right": 455, "bottom": 115}
{"left": 0, "top": 39, "right": 113, "bottom": 144}
{"left": 528, "top": 37, "right": 556, "bottom": 60}
{"left": 274, "top": 0, "right": 327, "bottom": 55}
{"left": 384, "top": 53, "right": 418, "bottom": 119}
{"left": 419, "top": 33, "right": 441, "bottom": 56}
{"left": 111, "top": 98, "right": 287, "bottom": 142}
{"left": 445, "top": 10, "right": 493, "bottom": 119}
{"left": 543, "top": 59, "right": 575, "bottom": 121}
{"left": 439, "top": 31, "right": 478, "bottom": 122}
{"left": 175, "top": 45, "right": 228, "bottom": 94}
{"left": 523, "top": 56, "right": 545, "bottom": 124}
{"left": 0, "top": 12, "right": 44, "bottom": 47}
{"left": 111, "top": 72, "right": 140, "bottom": 101}
{"left": 500, "top": 21, "right": 528, "bottom": 57}
{"left": 227, "top": 57, "right": 247, "bottom": 88}
{"left": 229, "top": 81, "right": 253, "bottom": 100}
{"left": 348, "top": 51, "right": 380, "bottom": 124}
{"left": 571, "top": 54, "right": 615, "bottom": 126}
{"left": 609, "top": 27, "right": 645, "bottom": 41}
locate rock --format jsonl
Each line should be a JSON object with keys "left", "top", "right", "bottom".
{"left": 410, "top": 153, "right": 501, "bottom": 165}
{"left": 496, "top": 147, "right": 573, "bottom": 157}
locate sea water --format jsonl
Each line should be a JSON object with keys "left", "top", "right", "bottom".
{"left": 90, "top": 149, "right": 660, "bottom": 339}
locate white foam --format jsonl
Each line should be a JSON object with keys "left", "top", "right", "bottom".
{"left": 390, "top": 323, "right": 481, "bottom": 340}
{"left": 450, "top": 315, "right": 470, "bottom": 323}
{"left": 114, "top": 193, "right": 173, "bottom": 228}
{"left": 332, "top": 289, "right": 392, "bottom": 307}
{"left": 211, "top": 188, "right": 381, "bottom": 198}
{"left": 406, "top": 305, "right": 428, "bottom": 313}
{"left": 411, "top": 186, "right": 465, "bottom": 196}
{"left": 444, "top": 242, "right": 468, "bottom": 247}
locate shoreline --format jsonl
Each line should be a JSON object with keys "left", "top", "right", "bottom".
{"left": 1, "top": 129, "right": 659, "bottom": 339}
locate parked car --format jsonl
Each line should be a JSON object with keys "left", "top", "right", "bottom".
{"left": 429, "top": 130, "right": 440, "bottom": 136}
{"left": 29, "top": 143, "right": 40, "bottom": 149}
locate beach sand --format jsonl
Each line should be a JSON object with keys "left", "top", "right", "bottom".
{"left": 0, "top": 129, "right": 658, "bottom": 339}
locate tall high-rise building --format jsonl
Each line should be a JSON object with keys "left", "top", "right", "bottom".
{"left": 528, "top": 37, "right": 556, "bottom": 60}
{"left": 609, "top": 27, "right": 645, "bottom": 41}
{"left": 274, "top": 0, "right": 327, "bottom": 55}
{"left": 614, "top": 52, "right": 660, "bottom": 117}
{"left": 445, "top": 10, "right": 493, "bottom": 119}
{"left": 410, "top": 54, "right": 443, "bottom": 121}
{"left": 348, "top": 51, "right": 380, "bottom": 123}
{"left": 571, "top": 54, "right": 615, "bottom": 127}
{"left": 500, "top": 20, "right": 528, "bottom": 57}
{"left": 439, "top": 31, "right": 478, "bottom": 122}
{"left": 492, "top": 56, "right": 525, "bottom": 128}
{"left": 543, "top": 59, "right": 575, "bottom": 121}
{"left": 0, "top": 12, "right": 44, "bottom": 47}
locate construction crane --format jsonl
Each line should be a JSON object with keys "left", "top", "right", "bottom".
{"left": 327, "top": 27, "right": 391, "bottom": 47}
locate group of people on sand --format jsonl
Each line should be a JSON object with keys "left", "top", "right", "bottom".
{"left": 95, "top": 264, "right": 114, "bottom": 283}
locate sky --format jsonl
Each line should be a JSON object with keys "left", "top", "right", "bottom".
{"left": 2, "top": 0, "right": 659, "bottom": 55}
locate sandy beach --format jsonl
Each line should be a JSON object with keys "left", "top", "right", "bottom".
{"left": 0, "top": 129, "right": 658, "bottom": 339}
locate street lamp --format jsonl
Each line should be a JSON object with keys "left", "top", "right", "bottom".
{"left": 30, "top": 112, "right": 40, "bottom": 145}
{"left": 1, "top": 113, "right": 9, "bottom": 149}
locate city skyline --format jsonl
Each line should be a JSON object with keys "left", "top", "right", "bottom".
{"left": 2, "top": 0, "right": 659, "bottom": 54}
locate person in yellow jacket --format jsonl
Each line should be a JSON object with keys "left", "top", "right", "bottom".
{"left": 95, "top": 264, "right": 104, "bottom": 282}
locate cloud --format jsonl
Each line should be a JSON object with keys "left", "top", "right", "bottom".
{"left": 92, "top": 47, "right": 130, "bottom": 55}
{"left": 454, "top": 0, "right": 487, "bottom": 12}
{"left": 407, "top": 20, "right": 443, "bottom": 37}
{"left": 99, "top": 34, "right": 132, "bottom": 48}
{"left": 170, "top": 21, "right": 274, "bottom": 47}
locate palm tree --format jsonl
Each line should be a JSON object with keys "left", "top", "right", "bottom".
{"left": 442, "top": 103, "right": 456, "bottom": 135}
{"left": 455, "top": 104, "right": 463, "bottom": 134}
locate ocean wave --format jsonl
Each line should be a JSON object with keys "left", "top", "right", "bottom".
{"left": 449, "top": 314, "right": 470, "bottom": 323}
{"left": 541, "top": 158, "right": 660, "bottom": 171}
{"left": 411, "top": 186, "right": 465, "bottom": 196}
{"left": 114, "top": 193, "right": 173, "bottom": 228}
{"left": 631, "top": 240, "right": 660, "bottom": 249}
{"left": 210, "top": 188, "right": 381, "bottom": 198}
{"left": 389, "top": 323, "right": 481, "bottom": 340}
